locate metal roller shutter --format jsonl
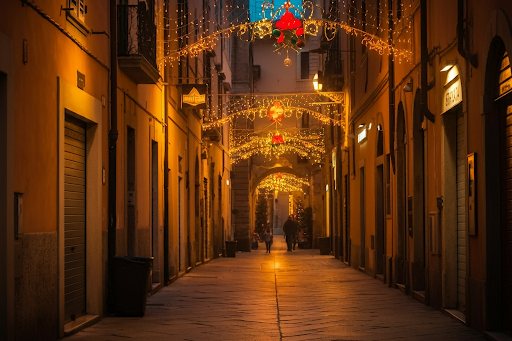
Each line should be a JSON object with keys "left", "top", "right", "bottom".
{"left": 456, "top": 111, "right": 466, "bottom": 313}
{"left": 64, "top": 115, "right": 86, "bottom": 323}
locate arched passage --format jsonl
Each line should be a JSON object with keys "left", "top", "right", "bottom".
{"left": 375, "top": 115, "right": 385, "bottom": 277}
{"left": 484, "top": 34, "right": 512, "bottom": 334}
{"left": 395, "top": 101, "right": 407, "bottom": 286}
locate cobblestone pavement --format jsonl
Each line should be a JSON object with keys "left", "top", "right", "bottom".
{"left": 66, "top": 237, "right": 486, "bottom": 341}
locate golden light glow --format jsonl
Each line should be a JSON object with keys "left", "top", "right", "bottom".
{"left": 229, "top": 128, "right": 325, "bottom": 164}
{"left": 164, "top": 0, "right": 414, "bottom": 64}
{"left": 202, "top": 92, "right": 345, "bottom": 130}
{"left": 257, "top": 173, "right": 309, "bottom": 193}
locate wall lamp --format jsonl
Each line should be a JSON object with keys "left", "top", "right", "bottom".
{"left": 313, "top": 71, "right": 323, "bottom": 91}
{"left": 403, "top": 77, "right": 413, "bottom": 92}
{"left": 441, "top": 60, "right": 457, "bottom": 72}
{"left": 358, "top": 123, "right": 365, "bottom": 128}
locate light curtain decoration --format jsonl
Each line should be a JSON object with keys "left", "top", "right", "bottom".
{"left": 164, "top": 0, "right": 414, "bottom": 64}
{"left": 202, "top": 92, "right": 345, "bottom": 129}
{"left": 257, "top": 173, "right": 310, "bottom": 193}
{"left": 229, "top": 128, "right": 325, "bottom": 164}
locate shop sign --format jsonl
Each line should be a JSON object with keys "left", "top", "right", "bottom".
{"left": 442, "top": 75, "right": 462, "bottom": 113}
{"left": 181, "top": 84, "right": 207, "bottom": 109}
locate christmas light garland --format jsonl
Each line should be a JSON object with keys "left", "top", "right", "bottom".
{"left": 164, "top": 0, "right": 414, "bottom": 64}
{"left": 202, "top": 92, "right": 345, "bottom": 129}
{"left": 229, "top": 128, "right": 325, "bottom": 164}
{"left": 257, "top": 173, "right": 309, "bottom": 193}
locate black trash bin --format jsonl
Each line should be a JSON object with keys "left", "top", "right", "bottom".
{"left": 225, "top": 241, "right": 237, "bottom": 257}
{"left": 318, "top": 237, "right": 330, "bottom": 255}
{"left": 113, "top": 256, "right": 153, "bottom": 317}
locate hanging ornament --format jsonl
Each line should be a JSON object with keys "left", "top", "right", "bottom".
{"left": 284, "top": 54, "right": 292, "bottom": 67}
{"left": 268, "top": 101, "right": 285, "bottom": 122}
{"left": 271, "top": 133, "right": 284, "bottom": 145}
{"left": 273, "top": 1, "right": 305, "bottom": 50}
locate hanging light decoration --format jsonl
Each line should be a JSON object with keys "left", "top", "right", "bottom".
{"left": 229, "top": 128, "right": 325, "bottom": 164}
{"left": 268, "top": 101, "right": 285, "bottom": 122}
{"left": 271, "top": 133, "right": 284, "bottom": 145}
{"left": 271, "top": 0, "right": 307, "bottom": 65}
{"left": 257, "top": 173, "right": 309, "bottom": 193}
{"left": 165, "top": 0, "right": 414, "bottom": 64}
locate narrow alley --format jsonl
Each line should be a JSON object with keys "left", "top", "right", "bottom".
{"left": 66, "top": 238, "right": 484, "bottom": 341}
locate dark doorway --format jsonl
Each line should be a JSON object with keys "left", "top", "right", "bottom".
{"left": 127, "top": 126, "right": 136, "bottom": 256}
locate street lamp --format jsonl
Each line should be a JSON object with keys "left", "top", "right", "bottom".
{"left": 440, "top": 60, "right": 457, "bottom": 72}
{"left": 312, "top": 71, "right": 344, "bottom": 103}
{"left": 313, "top": 71, "right": 323, "bottom": 91}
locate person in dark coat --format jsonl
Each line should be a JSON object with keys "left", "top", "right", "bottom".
{"left": 283, "top": 216, "right": 296, "bottom": 251}
{"left": 263, "top": 227, "right": 273, "bottom": 253}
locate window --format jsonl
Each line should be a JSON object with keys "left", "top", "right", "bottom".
{"left": 70, "top": 0, "right": 85, "bottom": 21}
{"left": 66, "top": 0, "right": 89, "bottom": 34}
{"left": 301, "top": 52, "right": 309, "bottom": 79}
{"left": 301, "top": 111, "right": 309, "bottom": 128}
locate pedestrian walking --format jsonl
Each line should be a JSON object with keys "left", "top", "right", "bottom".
{"left": 283, "top": 216, "right": 296, "bottom": 251}
{"left": 263, "top": 228, "right": 273, "bottom": 253}
{"left": 292, "top": 217, "right": 299, "bottom": 250}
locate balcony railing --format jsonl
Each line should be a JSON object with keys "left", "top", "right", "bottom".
{"left": 118, "top": 3, "right": 159, "bottom": 84}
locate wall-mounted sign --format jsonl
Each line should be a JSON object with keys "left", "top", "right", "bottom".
{"left": 181, "top": 84, "right": 207, "bottom": 109}
{"left": 442, "top": 70, "right": 462, "bottom": 113}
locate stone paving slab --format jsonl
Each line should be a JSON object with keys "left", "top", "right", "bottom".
{"left": 65, "top": 238, "right": 485, "bottom": 341}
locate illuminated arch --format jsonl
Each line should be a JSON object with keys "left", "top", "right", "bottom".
{"left": 166, "top": 0, "right": 413, "bottom": 64}
{"left": 251, "top": 167, "right": 308, "bottom": 195}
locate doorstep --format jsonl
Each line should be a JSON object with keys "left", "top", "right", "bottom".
{"left": 484, "top": 331, "right": 512, "bottom": 341}
{"left": 64, "top": 314, "right": 100, "bottom": 337}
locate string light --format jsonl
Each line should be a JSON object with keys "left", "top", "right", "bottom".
{"left": 202, "top": 92, "right": 345, "bottom": 129}
{"left": 257, "top": 173, "right": 309, "bottom": 193}
{"left": 229, "top": 128, "right": 325, "bottom": 164}
{"left": 160, "top": 0, "right": 414, "bottom": 65}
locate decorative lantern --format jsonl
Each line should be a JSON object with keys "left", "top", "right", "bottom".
{"left": 273, "top": 1, "right": 305, "bottom": 50}
{"left": 271, "top": 133, "right": 284, "bottom": 145}
{"left": 268, "top": 101, "right": 284, "bottom": 122}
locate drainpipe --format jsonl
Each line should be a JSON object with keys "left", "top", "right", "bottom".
{"left": 421, "top": 0, "right": 435, "bottom": 123}
{"left": 163, "top": 67, "right": 170, "bottom": 284}
{"left": 388, "top": 0, "right": 395, "bottom": 174}
{"left": 107, "top": 0, "right": 118, "bottom": 313}
{"left": 458, "top": 0, "right": 478, "bottom": 68}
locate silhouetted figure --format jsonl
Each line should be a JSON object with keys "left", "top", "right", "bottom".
{"left": 263, "top": 228, "right": 273, "bottom": 253}
{"left": 283, "top": 216, "right": 296, "bottom": 251}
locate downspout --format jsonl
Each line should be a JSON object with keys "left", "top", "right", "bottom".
{"left": 421, "top": 0, "right": 435, "bottom": 123}
{"left": 458, "top": 0, "right": 478, "bottom": 68}
{"left": 388, "top": 0, "right": 395, "bottom": 287}
{"left": 107, "top": 0, "right": 118, "bottom": 313}
{"left": 388, "top": 0, "right": 395, "bottom": 173}
{"left": 163, "top": 67, "right": 169, "bottom": 284}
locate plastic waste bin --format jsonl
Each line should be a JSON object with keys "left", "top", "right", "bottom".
{"left": 225, "top": 241, "right": 237, "bottom": 257}
{"left": 318, "top": 237, "right": 330, "bottom": 255}
{"left": 113, "top": 256, "right": 153, "bottom": 317}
